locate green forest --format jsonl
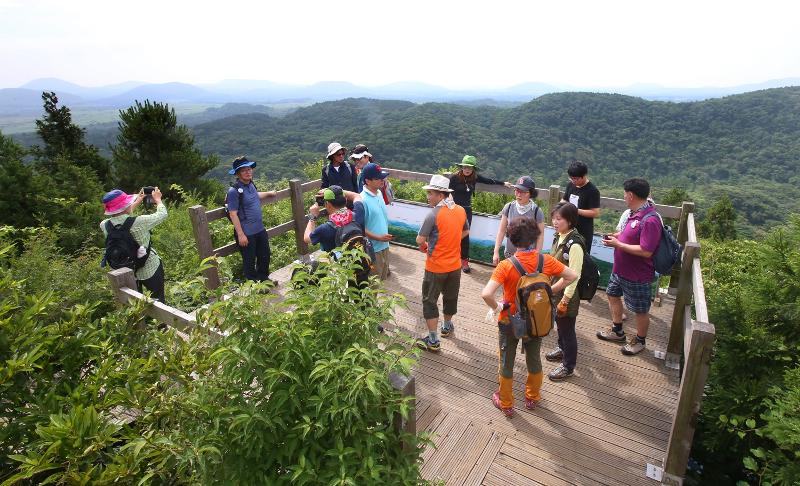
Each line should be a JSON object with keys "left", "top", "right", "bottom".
{"left": 1, "top": 91, "right": 799, "bottom": 485}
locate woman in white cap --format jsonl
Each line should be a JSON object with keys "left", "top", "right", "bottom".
{"left": 321, "top": 142, "right": 357, "bottom": 192}
{"left": 449, "top": 155, "right": 510, "bottom": 273}
{"left": 492, "top": 176, "right": 545, "bottom": 265}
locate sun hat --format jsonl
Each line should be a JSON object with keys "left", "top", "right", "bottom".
{"left": 228, "top": 156, "right": 257, "bottom": 175}
{"left": 323, "top": 185, "right": 346, "bottom": 205}
{"left": 350, "top": 151, "right": 372, "bottom": 161}
{"left": 422, "top": 174, "right": 453, "bottom": 192}
{"left": 457, "top": 155, "right": 479, "bottom": 169}
{"left": 326, "top": 142, "right": 347, "bottom": 159}
{"left": 362, "top": 162, "right": 389, "bottom": 180}
{"left": 102, "top": 189, "right": 136, "bottom": 215}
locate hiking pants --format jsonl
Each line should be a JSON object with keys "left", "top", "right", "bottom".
{"left": 497, "top": 324, "right": 543, "bottom": 408}
{"left": 460, "top": 207, "right": 473, "bottom": 260}
{"left": 556, "top": 315, "right": 578, "bottom": 371}
{"left": 239, "top": 229, "right": 271, "bottom": 282}
{"left": 421, "top": 269, "right": 461, "bottom": 319}
{"left": 138, "top": 261, "right": 165, "bottom": 303}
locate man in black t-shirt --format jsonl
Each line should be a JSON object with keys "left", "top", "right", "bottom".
{"left": 561, "top": 160, "right": 601, "bottom": 254}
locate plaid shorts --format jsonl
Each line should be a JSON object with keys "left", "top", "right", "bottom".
{"left": 606, "top": 273, "right": 652, "bottom": 314}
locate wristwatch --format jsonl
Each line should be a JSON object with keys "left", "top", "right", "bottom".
{"left": 305, "top": 214, "right": 316, "bottom": 221}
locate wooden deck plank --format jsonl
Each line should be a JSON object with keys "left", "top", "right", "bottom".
{"left": 275, "top": 245, "right": 681, "bottom": 485}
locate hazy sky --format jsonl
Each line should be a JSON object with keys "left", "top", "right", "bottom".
{"left": 1, "top": 0, "right": 799, "bottom": 89}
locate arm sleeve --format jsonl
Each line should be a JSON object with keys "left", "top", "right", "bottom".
{"left": 310, "top": 223, "right": 332, "bottom": 246}
{"left": 476, "top": 174, "right": 503, "bottom": 185}
{"left": 134, "top": 202, "right": 168, "bottom": 230}
{"left": 587, "top": 185, "right": 601, "bottom": 209}
{"left": 534, "top": 205, "right": 544, "bottom": 223}
{"left": 640, "top": 216, "right": 662, "bottom": 253}
{"left": 563, "top": 242, "right": 585, "bottom": 299}
{"left": 320, "top": 165, "right": 329, "bottom": 189}
{"left": 418, "top": 210, "right": 437, "bottom": 237}
{"left": 353, "top": 201, "right": 366, "bottom": 227}
{"left": 226, "top": 187, "right": 240, "bottom": 212}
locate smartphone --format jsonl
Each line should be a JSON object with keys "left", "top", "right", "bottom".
{"left": 603, "top": 234, "right": 611, "bottom": 240}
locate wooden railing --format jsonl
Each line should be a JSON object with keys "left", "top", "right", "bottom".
{"left": 182, "top": 168, "right": 711, "bottom": 484}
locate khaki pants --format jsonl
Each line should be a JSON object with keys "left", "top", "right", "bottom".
{"left": 370, "top": 248, "right": 390, "bottom": 280}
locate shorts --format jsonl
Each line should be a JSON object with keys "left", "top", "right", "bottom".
{"left": 370, "top": 248, "right": 390, "bottom": 280}
{"left": 606, "top": 272, "right": 652, "bottom": 314}
{"left": 421, "top": 269, "right": 461, "bottom": 319}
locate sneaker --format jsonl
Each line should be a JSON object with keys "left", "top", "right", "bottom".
{"left": 461, "top": 259, "right": 471, "bottom": 274}
{"left": 597, "top": 328, "right": 626, "bottom": 342}
{"left": 621, "top": 337, "right": 646, "bottom": 355}
{"left": 492, "top": 391, "right": 514, "bottom": 417}
{"left": 441, "top": 321, "right": 454, "bottom": 338}
{"left": 416, "top": 336, "right": 441, "bottom": 352}
{"left": 548, "top": 364, "right": 574, "bottom": 381}
{"left": 524, "top": 397, "right": 539, "bottom": 410}
{"left": 545, "top": 347, "right": 563, "bottom": 362}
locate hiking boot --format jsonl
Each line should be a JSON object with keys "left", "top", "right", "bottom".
{"left": 440, "top": 321, "right": 454, "bottom": 338}
{"left": 492, "top": 392, "right": 514, "bottom": 417}
{"left": 621, "top": 337, "right": 646, "bottom": 355}
{"left": 524, "top": 397, "right": 539, "bottom": 410}
{"left": 548, "top": 364, "right": 574, "bottom": 382}
{"left": 461, "top": 259, "right": 471, "bottom": 274}
{"left": 416, "top": 336, "right": 441, "bottom": 352}
{"left": 545, "top": 347, "right": 563, "bottom": 362}
{"left": 597, "top": 328, "right": 626, "bottom": 342}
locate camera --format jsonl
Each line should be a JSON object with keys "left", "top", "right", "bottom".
{"left": 315, "top": 195, "right": 325, "bottom": 207}
{"left": 143, "top": 186, "right": 155, "bottom": 206}
{"left": 603, "top": 234, "right": 611, "bottom": 240}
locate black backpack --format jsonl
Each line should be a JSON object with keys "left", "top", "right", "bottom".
{"left": 554, "top": 231, "right": 600, "bottom": 302}
{"left": 225, "top": 181, "right": 257, "bottom": 222}
{"left": 101, "top": 217, "right": 150, "bottom": 270}
{"left": 329, "top": 221, "right": 376, "bottom": 284}
{"left": 640, "top": 212, "right": 682, "bottom": 275}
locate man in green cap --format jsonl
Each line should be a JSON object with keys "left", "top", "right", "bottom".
{"left": 449, "top": 155, "right": 511, "bottom": 273}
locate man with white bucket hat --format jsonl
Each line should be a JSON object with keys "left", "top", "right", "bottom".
{"left": 415, "top": 174, "right": 469, "bottom": 352}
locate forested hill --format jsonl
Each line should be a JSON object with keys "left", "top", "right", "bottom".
{"left": 193, "top": 88, "right": 800, "bottom": 235}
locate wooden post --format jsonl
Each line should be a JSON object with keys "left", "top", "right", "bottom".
{"left": 188, "top": 205, "right": 221, "bottom": 291}
{"left": 548, "top": 184, "right": 561, "bottom": 215}
{"left": 107, "top": 267, "right": 137, "bottom": 303}
{"left": 669, "top": 202, "right": 694, "bottom": 293}
{"left": 389, "top": 372, "right": 416, "bottom": 452}
{"left": 666, "top": 242, "right": 699, "bottom": 358}
{"left": 662, "top": 320, "right": 715, "bottom": 485}
{"left": 289, "top": 179, "right": 309, "bottom": 256}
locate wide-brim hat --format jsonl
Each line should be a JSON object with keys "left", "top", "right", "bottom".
{"left": 457, "top": 155, "right": 479, "bottom": 169}
{"left": 422, "top": 174, "right": 453, "bottom": 192}
{"left": 102, "top": 189, "right": 136, "bottom": 215}
{"left": 229, "top": 157, "right": 257, "bottom": 175}
{"left": 326, "top": 142, "right": 347, "bottom": 159}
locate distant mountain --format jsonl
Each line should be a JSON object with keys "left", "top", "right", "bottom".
{"left": 95, "top": 82, "right": 219, "bottom": 106}
{"left": 0, "top": 88, "right": 83, "bottom": 115}
{"left": 20, "top": 78, "right": 144, "bottom": 100}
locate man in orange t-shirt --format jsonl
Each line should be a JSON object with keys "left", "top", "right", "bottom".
{"left": 481, "top": 218, "right": 577, "bottom": 417}
{"left": 415, "top": 174, "right": 469, "bottom": 352}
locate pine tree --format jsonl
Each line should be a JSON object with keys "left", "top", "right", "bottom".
{"left": 112, "top": 100, "right": 218, "bottom": 196}
{"left": 34, "top": 92, "right": 110, "bottom": 181}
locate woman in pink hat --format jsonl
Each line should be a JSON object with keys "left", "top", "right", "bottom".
{"left": 100, "top": 187, "right": 168, "bottom": 302}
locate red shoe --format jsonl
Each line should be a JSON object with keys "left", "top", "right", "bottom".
{"left": 492, "top": 391, "right": 514, "bottom": 417}
{"left": 461, "top": 258, "right": 471, "bottom": 274}
{"left": 524, "top": 398, "right": 539, "bottom": 410}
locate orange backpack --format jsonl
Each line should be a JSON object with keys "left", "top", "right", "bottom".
{"left": 508, "top": 254, "right": 555, "bottom": 339}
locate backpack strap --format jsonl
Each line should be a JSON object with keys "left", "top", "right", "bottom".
{"left": 509, "top": 255, "right": 529, "bottom": 277}
{"left": 121, "top": 216, "right": 136, "bottom": 232}
{"left": 536, "top": 252, "right": 544, "bottom": 274}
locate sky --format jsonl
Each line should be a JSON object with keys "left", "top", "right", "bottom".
{"left": 1, "top": 0, "right": 799, "bottom": 90}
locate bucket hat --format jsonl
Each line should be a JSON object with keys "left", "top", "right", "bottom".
{"left": 326, "top": 142, "right": 347, "bottom": 159}
{"left": 422, "top": 174, "right": 453, "bottom": 192}
{"left": 457, "top": 155, "right": 479, "bottom": 169}
{"left": 229, "top": 156, "right": 257, "bottom": 175}
{"left": 102, "top": 189, "right": 136, "bottom": 215}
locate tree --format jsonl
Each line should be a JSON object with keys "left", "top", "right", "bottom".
{"left": 34, "top": 92, "right": 110, "bottom": 181}
{"left": 0, "top": 132, "right": 38, "bottom": 227}
{"left": 661, "top": 187, "right": 691, "bottom": 207}
{"left": 112, "top": 100, "right": 218, "bottom": 197}
{"left": 700, "top": 195, "right": 738, "bottom": 241}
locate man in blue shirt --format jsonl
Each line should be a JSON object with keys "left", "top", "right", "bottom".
{"left": 360, "top": 163, "right": 393, "bottom": 280}
{"left": 226, "top": 156, "right": 277, "bottom": 283}
{"left": 303, "top": 185, "right": 365, "bottom": 252}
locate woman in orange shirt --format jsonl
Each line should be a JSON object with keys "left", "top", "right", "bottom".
{"left": 480, "top": 218, "right": 577, "bottom": 417}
